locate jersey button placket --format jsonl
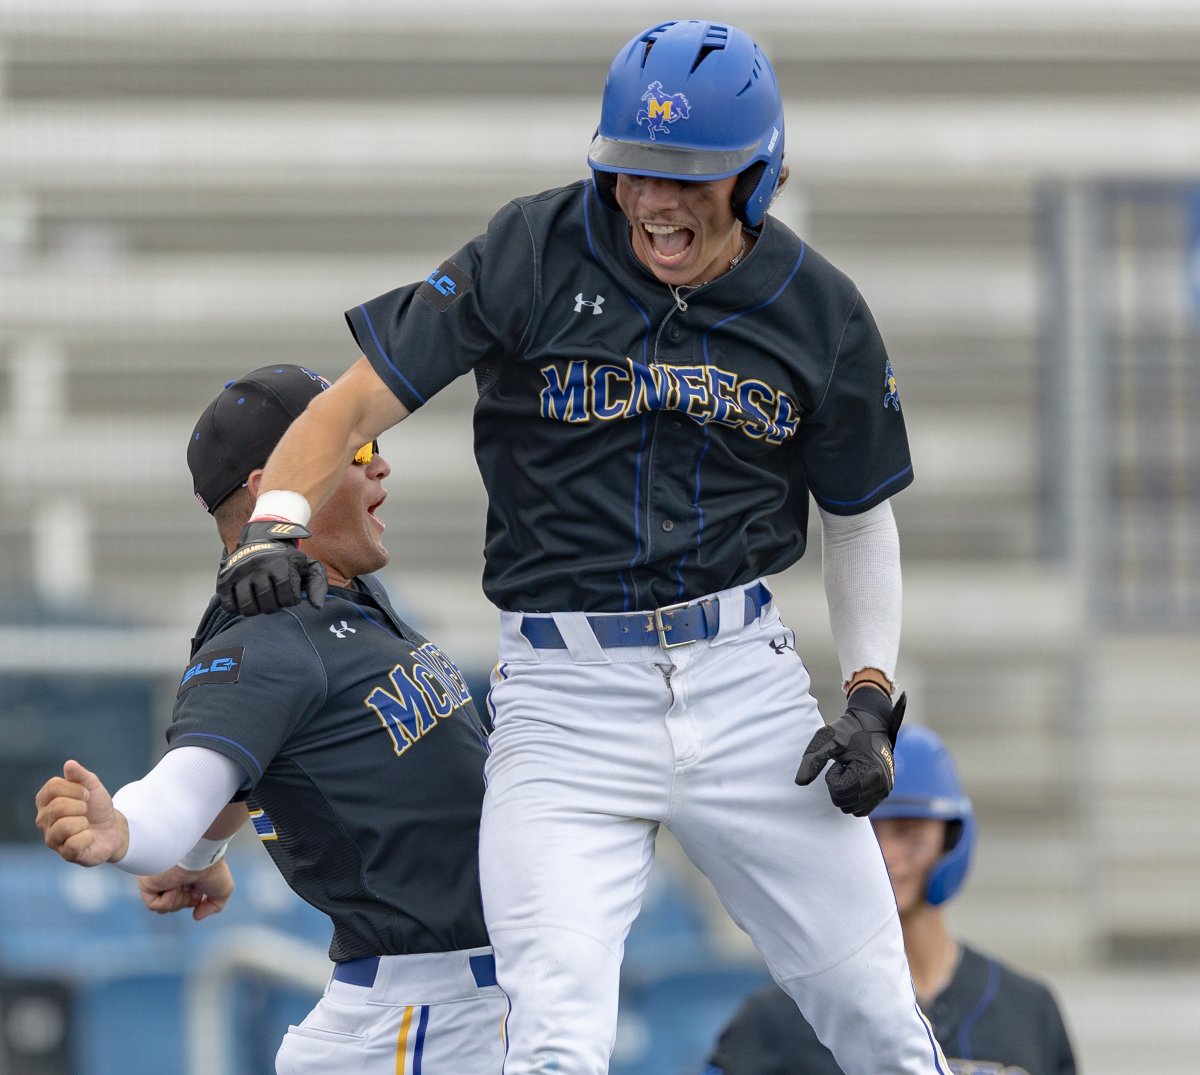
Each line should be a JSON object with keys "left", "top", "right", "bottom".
{"left": 661, "top": 519, "right": 675, "bottom": 532}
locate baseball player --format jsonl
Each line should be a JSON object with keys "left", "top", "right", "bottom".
{"left": 210, "top": 20, "right": 947, "bottom": 1075}
{"left": 706, "top": 724, "right": 1078, "bottom": 1075}
{"left": 34, "top": 365, "right": 506, "bottom": 1075}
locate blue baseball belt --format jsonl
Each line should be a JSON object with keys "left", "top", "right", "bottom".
{"left": 332, "top": 952, "right": 497, "bottom": 989}
{"left": 519, "top": 582, "right": 771, "bottom": 650}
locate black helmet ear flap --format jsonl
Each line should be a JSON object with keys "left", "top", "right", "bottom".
{"left": 592, "top": 170, "right": 620, "bottom": 211}
{"left": 731, "top": 162, "right": 767, "bottom": 226}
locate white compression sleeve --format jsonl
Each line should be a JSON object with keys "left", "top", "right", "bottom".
{"left": 818, "top": 499, "right": 902, "bottom": 688}
{"left": 110, "top": 746, "right": 244, "bottom": 876}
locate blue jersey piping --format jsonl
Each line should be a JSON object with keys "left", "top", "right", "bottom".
{"left": 672, "top": 243, "right": 807, "bottom": 593}
{"left": 174, "top": 732, "right": 264, "bottom": 781}
{"left": 585, "top": 190, "right": 656, "bottom": 612}
{"left": 815, "top": 463, "right": 913, "bottom": 510}
{"left": 355, "top": 303, "right": 427, "bottom": 406}
{"left": 956, "top": 958, "right": 1001, "bottom": 1059}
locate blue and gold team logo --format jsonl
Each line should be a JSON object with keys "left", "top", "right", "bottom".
{"left": 883, "top": 359, "right": 901, "bottom": 411}
{"left": 637, "top": 82, "right": 691, "bottom": 140}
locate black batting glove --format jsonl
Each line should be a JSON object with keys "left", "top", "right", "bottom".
{"left": 794, "top": 688, "right": 907, "bottom": 817}
{"left": 215, "top": 519, "right": 328, "bottom": 618}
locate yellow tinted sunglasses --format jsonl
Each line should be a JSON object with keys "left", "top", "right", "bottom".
{"left": 353, "top": 440, "right": 379, "bottom": 466}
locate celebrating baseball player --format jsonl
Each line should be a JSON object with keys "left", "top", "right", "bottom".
{"left": 212, "top": 20, "right": 947, "bottom": 1075}
{"left": 706, "top": 723, "right": 1078, "bottom": 1074}
{"left": 35, "top": 365, "right": 505, "bottom": 1074}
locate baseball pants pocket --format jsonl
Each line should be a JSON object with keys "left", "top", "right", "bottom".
{"left": 276, "top": 1014, "right": 368, "bottom": 1073}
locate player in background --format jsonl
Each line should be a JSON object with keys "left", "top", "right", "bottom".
{"left": 34, "top": 365, "right": 504, "bottom": 1075}
{"left": 706, "top": 724, "right": 1077, "bottom": 1075}
{"left": 208, "top": 20, "right": 947, "bottom": 1075}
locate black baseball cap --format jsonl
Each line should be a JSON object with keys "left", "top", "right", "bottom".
{"left": 188, "top": 364, "right": 332, "bottom": 513}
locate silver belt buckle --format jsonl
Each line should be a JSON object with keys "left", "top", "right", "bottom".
{"left": 653, "top": 601, "right": 695, "bottom": 649}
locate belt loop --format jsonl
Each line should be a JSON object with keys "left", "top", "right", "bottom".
{"left": 713, "top": 585, "right": 751, "bottom": 645}
{"left": 549, "top": 612, "right": 610, "bottom": 663}
{"left": 500, "top": 610, "right": 542, "bottom": 660}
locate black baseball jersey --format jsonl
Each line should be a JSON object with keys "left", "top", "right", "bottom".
{"left": 166, "top": 576, "right": 490, "bottom": 962}
{"left": 346, "top": 180, "right": 912, "bottom": 613}
{"left": 704, "top": 944, "right": 1077, "bottom": 1075}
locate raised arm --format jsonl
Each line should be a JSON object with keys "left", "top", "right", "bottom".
{"left": 215, "top": 356, "right": 409, "bottom": 617}
{"left": 257, "top": 356, "right": 410, "bottom": 524}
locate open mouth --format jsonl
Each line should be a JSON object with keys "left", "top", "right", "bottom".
{"left": 367, "top": 494, "right": 386, "bottom": 529}
{"left": 643, "top": 222, "right": 694, "bottom": 263}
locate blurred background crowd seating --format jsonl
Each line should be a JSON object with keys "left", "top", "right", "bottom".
{"left": 0, "top": 1, "right": 1198, "bottom": 1071}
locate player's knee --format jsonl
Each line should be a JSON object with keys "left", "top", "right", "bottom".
{"left": 491, "top": 925, "right": 622, "bottom": 1069}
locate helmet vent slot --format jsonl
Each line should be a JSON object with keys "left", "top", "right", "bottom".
{"left": 691, "top": 44, "right": 720, "bottom": 73}
{"left": 691, "top": 25, "right": 729, "bottom": 71}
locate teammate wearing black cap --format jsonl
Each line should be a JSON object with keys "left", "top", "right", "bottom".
{"left": 706, "top": 725, "right": 1077, "bottom": 1075}
{"left": 35, "top": 365, "right": 505, "bottom": 1075}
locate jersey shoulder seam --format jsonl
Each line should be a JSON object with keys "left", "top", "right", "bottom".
{"left": 810, "top": 288, "right": 862, "bottom": 417}
{"left": 509, "top": 198, "right": 539, "bottom": 356}
{"left": 277, "top": 607, "right": 332, "bottom": 712}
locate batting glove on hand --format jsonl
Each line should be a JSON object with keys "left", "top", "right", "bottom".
{"left": 215, "top": 519, "right": 328, "bottom": 617}
{"left": 794, "top": 688, "right": 907, "bottom": 816}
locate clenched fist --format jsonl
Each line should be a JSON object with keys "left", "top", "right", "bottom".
{"left": 34, "top": 760, "right": 129, "bottom": 866}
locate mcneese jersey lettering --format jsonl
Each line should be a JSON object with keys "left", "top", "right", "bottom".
{"left": 167, "top": 577, "right": 489, "bottom": 961}
{"left": 346, "top": 180, "right": 912, "bottom": 613}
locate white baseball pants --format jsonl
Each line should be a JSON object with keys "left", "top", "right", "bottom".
{"left": 275, "top": 947, "right": 508, "bottom": 1074}
{"left": 480, "top": 582, "right": 948, "bottom": 1075}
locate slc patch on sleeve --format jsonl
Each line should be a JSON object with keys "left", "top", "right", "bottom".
{"left": 418, "top": 258, "right": 473, "bottom": 312}
{"left": 178, "top": 646, "right": 245, "bottom": 695}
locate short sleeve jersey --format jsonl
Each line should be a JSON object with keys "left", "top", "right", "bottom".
{"left": 166, "top": 577, "right": 490, "bottom": 962}
{"left": 705, "top": 944, "right": 1077, "bottom": 1075}
{"left": 346, "top": 180, "right": 912, "bottom": 613}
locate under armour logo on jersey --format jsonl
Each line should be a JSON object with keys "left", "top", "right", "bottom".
{"left": 768, "top": 636, "right": 794, "bottom": 655}
{"left": 574, "top": 293, "right": 604, "bottom": 315}
{"left": 329, "top": 621, "right": 357, "bottom": 638}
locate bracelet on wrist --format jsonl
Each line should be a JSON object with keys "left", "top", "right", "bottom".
{"left": 846, "top": 679, "right": 892, "bottom": 698}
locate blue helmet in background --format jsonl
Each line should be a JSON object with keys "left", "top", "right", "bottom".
{"left": 871, "top": 725, "right": 977, "bottom": 906}
{"left": 588, "top": 20, "right": 785, "bottom": 227}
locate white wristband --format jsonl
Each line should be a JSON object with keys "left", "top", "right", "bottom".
{"left": 177, "top": 836, "right": 231, "bottom": 872}
{"left": 252, "top": 490, "right": 312, "bottom": 527}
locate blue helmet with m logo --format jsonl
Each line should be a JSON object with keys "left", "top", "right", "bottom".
{"left": 871, "top": 724, "right": 978, "bottom": 906}
{"left": 588, "top": 20, "right": 786, "bottom": 227}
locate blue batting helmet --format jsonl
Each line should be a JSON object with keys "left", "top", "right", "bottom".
{"left": 871, "top": 725, "right": 976, "bottom": 906}
{"left": 587, "top": 20, "right": 785, "bottom": 227}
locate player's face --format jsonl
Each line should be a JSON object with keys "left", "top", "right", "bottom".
{"left": 872, "top": 817, "right": 948, "bottom": 918}
{"left": 615, "top": 173, "right": 743, "bottom": 288}
{"left": 306, "top": 448, "right": 391, "bottom": 587}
